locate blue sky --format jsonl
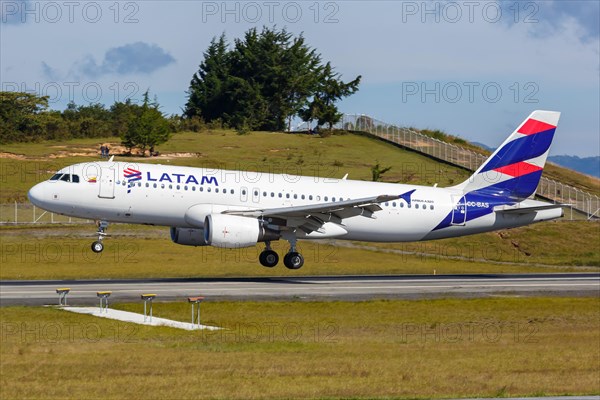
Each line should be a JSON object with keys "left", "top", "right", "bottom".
{"left": 1, "top": 0, "right": 599, "bottom": 156}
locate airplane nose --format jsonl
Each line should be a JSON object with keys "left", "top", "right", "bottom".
{"left": 28, "top": 183, "right": 46, "bottom": 207}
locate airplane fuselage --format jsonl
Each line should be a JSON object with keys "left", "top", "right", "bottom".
{"left": 29, "top": 161, "right": 562, "bottom": 242}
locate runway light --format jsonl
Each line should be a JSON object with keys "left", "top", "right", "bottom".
{"left": 141, "top": 294, "right": 156, "bottom": 322}
{"left": 188, "top": 296, "right": 205, "bottom": 329}
{"left": 56, "top": 288, "right": 70, "bottom": 306}
{"left": 96, "top": 291, "right": 112, "bottom": 313}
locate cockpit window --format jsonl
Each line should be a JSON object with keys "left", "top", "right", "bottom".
{"left": 50, "top": 173, "right": 80, "bottom": 183}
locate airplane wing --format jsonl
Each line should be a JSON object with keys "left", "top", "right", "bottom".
{"left": 223, "top": 194, "right": 400, "bottom": 234}
{"left": 494, "top": 203, "right": 568, "bottom": 214}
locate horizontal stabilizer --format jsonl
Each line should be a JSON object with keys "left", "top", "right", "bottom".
{"left": 494, "top": 203, "right": 568, "bottom": 214}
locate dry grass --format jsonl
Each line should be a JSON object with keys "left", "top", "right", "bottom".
{"left": 0, "top": 221, "right": 598, "bottom": 280}
{"left": 1, "top": 297, "right": 599, "bottom": 399}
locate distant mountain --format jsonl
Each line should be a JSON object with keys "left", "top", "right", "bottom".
{"left": 548, "top": 156, "right": 600, "bottom": 178}
{"left": 471, "top": 142, "right": 494, "bottom": 152}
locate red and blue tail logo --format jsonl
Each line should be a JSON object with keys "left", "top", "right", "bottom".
{"left": 457, "top": 110, "right": 560, "bottom": 200}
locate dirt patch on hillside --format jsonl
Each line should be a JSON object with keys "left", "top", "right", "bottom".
{"left": 0, "top": 144, "right": 202, "bottom": 161}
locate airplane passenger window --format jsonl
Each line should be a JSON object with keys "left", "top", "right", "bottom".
{"left": 407, "top": 204, "right": 411, "bottom": 208}
{"left": 72, "top": 175, "right": 80, "bottom": 183}
{"left": 153, "top": 183, "right": 157, "bottom": 188}
{"left": 242, "top": 189, "right": 246, "bottom": 195}
{"left": 301, "top": 195, "right": 305, "bottom": 200}
{"left": 286, "top": 194, "right": 290, "bottom": 199}
{"left": 161, "top": 184, "right": 165, "bottom": 189}
{"left": 400, "top": 203, "right": 404, "bottom": 208}
{"left": 215, "top": 188, "right": 219, "bottom": 193}
{"left": 392, "top": 202, "right": 396, "bottom": 207}
{"left": 309, "top": 195, "right": 313, "bottom": 200}
{"left": 230, "top": 189, "right": 234, "bottom": 194}
{"left": 146, "top": 183, "right": 149, "bottom": 188}
{"left": 138, "top": 182, "right": 141, "bottom": 187}
{"left": 294, "top": 194, "right": 298, "bottom": 199}
{"left": 415, "top": 204, "right": 419, "bottom": 209}
{"left": 207, "top": 188, "right": 211, "bottom": 192}
{"left": 278, "top": 193, "right": 282, "bottom": 198}
{"left": 263, "top": 191, "right": 267, "bottom": 197}
{"left": 184, "top": 186, "right": 188, "bottom": 190}
{"left": 192, "top": 186, "right": 196, "bottom": 191}
{"left": 324, "top": 196, "right": 328, "bottom": 201}
{"left": 271, "top": 192, "right": 275, "bottom": 197}
{"left": 430, "top": 205, "right": 434, "bottom": 210}
{"left": 177, "top": 185, "right": 180, "bottom": 190}
{"left": 385, "top": 202, "right": 389, "bottom": 206}
{"left": 254, "top": 190, "right": 258, "bottom": 196}
{"left": 200, "top": 187, "right": 204, "bottom": 192}
{"left": 316, "top": 195, "right": 321, "bottom": 201}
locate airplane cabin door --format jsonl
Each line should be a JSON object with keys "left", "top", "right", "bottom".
{"left": 450, "top": 195, "right": 467, "bottom": 225}
{"left": 98, "top": 168, "right": 115, "bottom": 199}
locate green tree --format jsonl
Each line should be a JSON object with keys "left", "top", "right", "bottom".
{"left": 184, "top": 27, "right": 357, "bottom": 131}
{"left": 0, "top": 91, "right": 49, "bottom": 142}
{"left": 300, "top": 62, "right": 361, "bottom": 130}
{"left": 371, "top": 161, "right": 392, "bottom": 182}
{"left": 121, "top": 91, "right": 170, "bottom": 155}
{"left": 184, "top": 34, "right": 232, "bottom": 122}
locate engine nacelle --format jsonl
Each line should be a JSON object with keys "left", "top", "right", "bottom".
{"left": 170, "top": 227, "right": 209, "bottom": 246}
{"left": 204, "top": 214, "right": 279, "bottom": 248}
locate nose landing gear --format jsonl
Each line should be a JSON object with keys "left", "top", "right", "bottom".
{"left": 91, "top": 221, "right": 109, "bottom": 253}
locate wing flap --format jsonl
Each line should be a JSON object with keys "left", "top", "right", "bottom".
{"left": 223, "top": 194, "right": 400, "bottom": 234}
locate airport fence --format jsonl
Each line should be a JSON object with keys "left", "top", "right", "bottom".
{"left": 322, "top": 114, "right": 599, "bottom": 220}
{"left": 0, "top": 202, "right": 92, "bottom": 225}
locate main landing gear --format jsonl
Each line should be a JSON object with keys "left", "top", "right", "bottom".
{"left": 91, "top": 220, "right": 109, "bottom": 253}
{"left": 258, "top": 238, "right": 304, "bottom": 270}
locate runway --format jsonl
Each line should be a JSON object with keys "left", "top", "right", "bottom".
{"left": 1, "top": 273, "right": 598, "bottom": 306}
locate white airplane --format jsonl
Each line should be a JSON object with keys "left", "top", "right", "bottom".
{"left": 28, "top": 110, "right": 564, "bottom": 269}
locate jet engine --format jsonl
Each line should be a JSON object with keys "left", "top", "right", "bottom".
{"left": 204, "top": 214, "right": 279, "bottom": 248}
{"left": 170, "top": 227, "right": 209, "bottom": 246}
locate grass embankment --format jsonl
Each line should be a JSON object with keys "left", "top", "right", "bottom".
{"left": 0, "top": 221, "right": 597, "bottom": 280}
{"left": 1, "top": 297, "right": 599, "bottom": 398}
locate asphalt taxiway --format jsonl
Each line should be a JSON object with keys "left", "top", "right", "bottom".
{"left": 1, "top": 273, "right": 598, "bottom": 306}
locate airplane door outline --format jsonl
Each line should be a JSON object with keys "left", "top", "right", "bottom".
{"left": 450, "top": 195, "right": 467, "bottom": 226}
{"left": 98, "top": 168, "right": 115, "bottom": 199}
